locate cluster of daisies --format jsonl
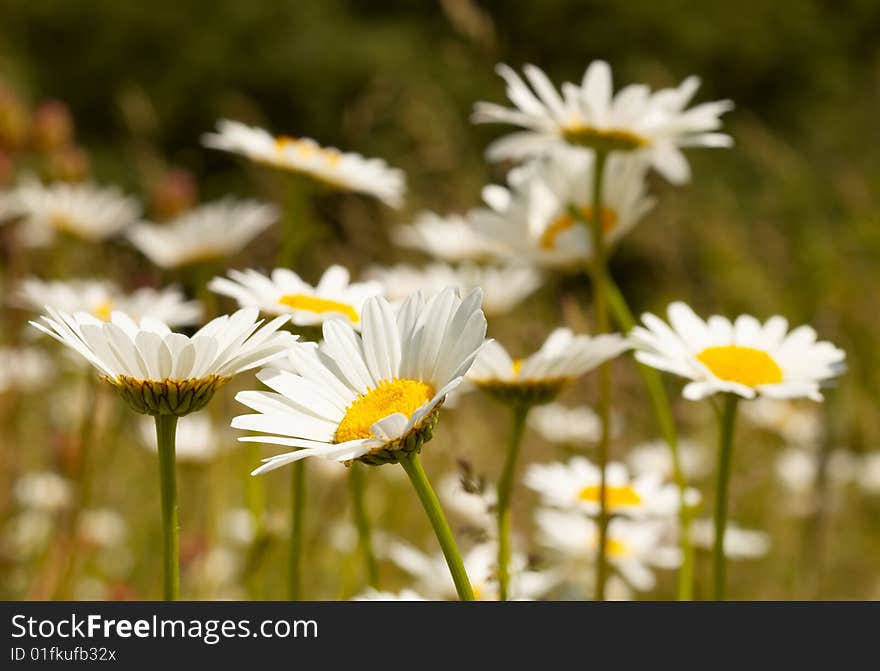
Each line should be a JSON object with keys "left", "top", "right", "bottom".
{"left": 0, "top": 59, "right": 851, "bottom": 601}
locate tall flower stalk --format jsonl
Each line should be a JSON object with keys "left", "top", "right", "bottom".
{"left": 605, "top": 279, "right": 694, "bottom": 600}
{"left": 496, "top": 405, "right": 528, "bottom": 601}
{"left": 401, "top": 455, "right": 474, "bottom": 601}
{"left": 349, "top": 462, "right": 379, "bottom": 588}
{"left": 288, "top": 459, "right": 306, "bottom": 600}
{"left": 586, "top": 149, "right": 613, "bottom": 600}
{"left": 154, "top": 414, "right": 180, "bottom": 600}
{"left": 713, "top": 394, "right": 739, "bottom": 600}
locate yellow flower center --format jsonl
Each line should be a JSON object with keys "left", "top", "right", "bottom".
{"left": 578, "top": 484, "right": 642, "bottom": 508}
{"left": 540, "top": 206, "right": 618, "bottom": 250}
{"left": 93, "top": 299, "right": 113, "bottom": 322}
{"left": 562, "top": 124, "right": 648, "bottom": 152}
{"left": 275, "top": 136, "right": 341, "bottom": 166}
{"left": 696, "top": 345, "right": 783, "bottom": 387}
{"left": 278, "top": 294, "right": 359, "bottom": 323}
{"left": 605, "top": 538, "right": 631, "bottom": 559}
{"left": 511, "top": 359, "right": 524, "bottom": 375}
{"left": 335, "top": 379, "right": 434, "bottom": 443}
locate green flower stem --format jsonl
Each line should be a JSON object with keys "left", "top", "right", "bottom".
{"left": 713, "top": 394, "right": 739, "bottom": 601}
{"left": 605, "top": 278, "right": 694, "bottom": 600}
{"left": 349, "top": 462, "right": 379, "bottom": 589}
{"left": 401, "top": 454, "right": 475, "bottom": 601}
{"left": 588, "top": 149, "right": 612, "bottom": 601}
{"left": 154, "top": 414, "right": 180, "bottom": 601}
{"left": 278, "top": 177, "right": 313, "bottom": 269}
{"left": 288, "top": 459, "right": 307, "bottom": 600}
{"left": 496, "top": 405, "right": 529, "bottom": 601}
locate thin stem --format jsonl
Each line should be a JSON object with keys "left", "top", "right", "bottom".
{"left": 349, "top": 462, "right": 379, "bottom": 589}
{"left": 288, "top": 459, "right": 306, "bottom": 600}
{"left": 605, "top": 278, "right": 694, "bottom": 600}
{"left": 496, "top": 405, "right": 529, "bottom": 601}
{"left": 713, "top": 394, "right": 739, "bottom": 601}
{"left": 401, "top": 455, "right": 474, "bottom": 601}
{"left": 278, "top": 177, "right": 313, "bottom": 269}
{"left": 155, "top": 414, "right": 180, "bottom": 601}
{"left": 588, "top": 150, "right": 612, "bottom": 601}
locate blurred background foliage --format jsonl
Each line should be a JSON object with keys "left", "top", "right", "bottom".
{"left": 1, "top": 0, "right": 879, "bottom": 599}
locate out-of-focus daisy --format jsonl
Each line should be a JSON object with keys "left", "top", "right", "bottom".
{"left": 13, "top": 178, "right": 140, "bottom": 247}
{"left": 535, "top": 509, "right": 680, "bottom": 591}
{"left": 468, "top": 328, "right": 629, "bottom": 406}
{"left": 127, "top": 198, "right": 278, "bottom": 269}
{"left": 30, "top": 307, "right": 293, "bottom": 417}
{"left": 13, "top": 471, "right": 73, "bottom": 512}
{"left": 388, "top": 540, "right": 553, "bottom": 601}
{"left": 630, "top": 302, "right": 846, "bottom": 401}
{"left": 859, "top": 453, "right": 880, "bottom": 495}
{"left": 391, "top": 212, "right": 503, "bottom": 262}
{"left": 3, "top": 511, "right": 54, "bottom": 560}
{"left": 364, "top": 262, "right": 542, "bottom": 317}
{"left": 472, "top": 61, "right": 733, "bottom": 184}
{"left": 438, "top": 473, "right": 496, "bottom": 533}
{"left": 139, "top": 415, "right": 225, "bottom": 463}
{"left": 78, "top": 508, "right": 128, "bottom": 549}
{"left": 469, "top": 148, "right": 654, "bottom": 268}
{"left": 740, "top": 397, "right": 823, "bottom": 446}
{"left": 354, "top": 589, "right": 428, "bottom": 601}
{"left": 528, "top": 402, "right": 613, "bottom": 446}
{"left": 202, "top": 119, "right": 405, "bottom": 208}
{"left": 774, "top": 446, "right": 857, "bottom": 495}
{"left": 234, "top": 289, "right": 486, "bottom": 471}
{"left": 0, "top": 189, "right": 23, "bottom": 223}
{"left": 525, "top": 457, "right": 679, "bottom": 517}
{"left": 209, "top": 265, "right": 382, "bottom": 330}
{"left": 18, "top": 278, "right": 202, "bottom": 327}
{"left": 690, "top": 518, "right": 770, "bottom": 559}
{"left": 0, "top": 347, "right": 53, "bottom": 393}
{"left": 626, "top": 439, "right": 710, "bottom": 480}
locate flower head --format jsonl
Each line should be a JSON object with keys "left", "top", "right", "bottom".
{"left": 535, "top": 509, "right": 680, "bottom": 591}
{"left": 209, "top": 265, "right": 382, "bottom": 330}
{"left": 234, "top": 288, "right": 486, "bottom": 470}
{"left": 525, "top": 457, "right": 680, "bottom": 518}
{"left": 467, "top": 328, "right": 629, "bottom": 406}
{"left": 364, "top": 262, "right": 542, "bottom": 317}
{"left": 0, "top": 347, "right": 53, "bottom": 394}
{"left": 473, "top": 61, "right": 733, "bottom": 184}
{"left": 528, "top": 403, "right": 605, "bottom": 446}
{"left": 469, "top": 148, "right": 654, "bottom": 267}
{"left": 31, "top": 307, "right": 294, "bottom": 416}
{"left": 19, "top": 278, "right": 202, "bottom": 327}
{"left": 127, "top": 198, "right": 278, "bottom": 269}
{"left": 391, "top": 211, "right": 503, "bottom": 262}
{"left": 13, "top": 178, "right": 140, "bottom": 246}
{"left": 202, "top": 119, "right": 405, "bottom": 208}
{"left": 690, "top": 518, "right": 770, "bottom": 559}
{"left": 630, "top": 302, "right": 846, "bottom": 401}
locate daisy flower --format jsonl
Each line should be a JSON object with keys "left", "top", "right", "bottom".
{"left": 30, "top": 307, "right": 294, "bottom": 417}
{"left": 535, "top": 509, "right": 680, "bottom": 592}
{"left": 469, "top": 148, "right": 654, "bottom": 268}
{"left": 18, "top": 278, "right": 202, "bottom": 327}
{"left": 467, "top": 327, "right": 629, "bottom": 406}
{"left": 13, "top": 178, "right": 141, "bottom": 247}
{"left": 388, "top": 540, "right": 554, "bottom": 601}
{"left": 13, "top": 471, "right": 73, "bottom": 513}
{"left": 202, "top": 119, "right": 405, "bottom": 208}
{"left": 630, "top": 301, "right": 846, "bottom": 401}
{"left": 528, "top": 402, "right": 607, "bottom": 446}
{"left": 234, "top": 288, "right": 486, "bottom": 470}
{"left": 364, "top": 262, "right": 542, "bottom": 317}
{"left": 690, "top": 518, "right": 770, "bottom": 560}
{"left": 127, "top": 198, "right": 278, "bottom": 269}
{"left": 472, "top": 61, "right": 733, "bottom": 184}
{"left": 0, "top": 347, "right": 54, "bottom": 393}
{"left": 626, "top": 439, "right": 710, "bottom": 481}
{"left": 209, "top": 265, "right": 382, "bottom": 330}
{"left": 525, "top": 457, "right": 680, "bottom": 518}
{"left": 438, "top": 473, "right": 496, "bottom": 533}
{"left": 391, "top": 211, "right": 503, "bottom": 262}
{"left": 740, "top": 397, "right": 823, "bottom": 446}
